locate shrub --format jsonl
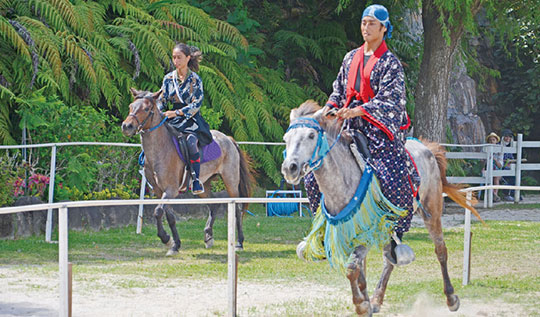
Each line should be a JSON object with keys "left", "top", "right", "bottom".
{"left": 16, "top": 93, "right": 142, "bottom": 198}
{"left": 57, "top": 184, "right": 140, "bottom": 201}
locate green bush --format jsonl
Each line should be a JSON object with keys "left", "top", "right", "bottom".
{"left": 0, "top": 157, "right": 16, "bottom": 207}
{"left": 16, "top": 92, "right": 142, "bottom": 199}
{"left": 56, "top": 184, "right": 140, "bottom": 201}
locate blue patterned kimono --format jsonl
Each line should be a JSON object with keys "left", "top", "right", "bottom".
{"left": 157, "top": 70, "right": 213, "bottom": 147}
{"left": 305, "top": 42, "right": 418, "bottom": 233}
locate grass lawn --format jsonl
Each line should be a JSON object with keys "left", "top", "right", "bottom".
{"left": 1, "top": 209, "right": 539, "bottom": 316}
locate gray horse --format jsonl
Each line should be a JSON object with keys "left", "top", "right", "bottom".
{"left": 122, "top": 89, "right": 253, "bottom": 255}
{"left": 281, "top": 100, "right": 483, "bottom": 316}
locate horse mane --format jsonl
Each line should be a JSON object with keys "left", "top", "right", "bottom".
{"left": 135, "top": 91, "right": 153, "bottom": 100}
{"left": 292, "top": 100, "right": 350, "bottom": 143}
{"left": 292, "top": 100, "right": 321, "bottom": 119}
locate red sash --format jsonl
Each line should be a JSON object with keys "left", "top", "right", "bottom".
{"left": 346, "top": 41, "right": 388, "bottom": 106}
{"left": 345, "top": 41, "right": 395, "bottom": 140}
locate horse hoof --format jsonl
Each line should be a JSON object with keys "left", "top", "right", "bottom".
{"left": 205, "top": 238, "right": 214, "bottom": 249}
{"left": 447, "top": 294, "right": 460, "bottom": 312}
{"left": 165, "top": 237, "right": 174, "bottom": 248}
{"left": 355, "top": 301, "right": 372, "bottom": 316}
{"left": 371, "top": 302, "right": 380, "bottom": 314}
{"left": 235, "top": 243, "right": 243, "bottom": 251}
{"left": 165, "top": 249, "right": 179, "bottom": 257}
{"left": 296, "top": 240, "right": 307, "bottom": 261}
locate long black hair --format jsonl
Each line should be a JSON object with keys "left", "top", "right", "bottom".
{"left": 173, "top": 43, "right": 202, "bottom": 72}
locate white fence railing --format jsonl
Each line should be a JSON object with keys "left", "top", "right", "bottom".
{"left": 0, "top": 141, "right": 284, "bottom": 243}
{"left": 2, "top": 135, "right": 539, "bottom": 242}
{"left": 442, "top": 133, "right": 540, "bottom": 208}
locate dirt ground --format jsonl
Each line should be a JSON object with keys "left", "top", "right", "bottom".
{"left": 1, "top": 271, "right": 535, "bottom": 317}
{"left": 1, "top": 196, "right": 539, "bottom": 316}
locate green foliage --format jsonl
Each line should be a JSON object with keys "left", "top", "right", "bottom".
{"left": 494, "top": 36, "right": 539, "bottom": 138}
{"left": 0, "top": 154, "right": 17, "bottom": 206}
{"left": 1, "top": 0, "right": 317, "bottom": 184}
{"left": 14, "top": 91, "right": 141, "bottom": 198}
{"left": 3, "top": 0, "right": 536, "bottom": 187}
{"left": 0, "top": 150, "right": 52, "bottom": 205}
{"left": 471, "top": 5, "right": 540, "bottom": 140}
{"left": 56, "top": 184, "right": 139, "bottom": 201}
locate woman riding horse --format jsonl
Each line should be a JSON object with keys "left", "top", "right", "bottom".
{"left": 157, "top": 43, "right": 212, "bottom": 195}
{"left": 304, "top": 4, "right": 417, "bottom": 261}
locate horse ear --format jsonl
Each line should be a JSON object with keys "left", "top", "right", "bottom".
{"left": 130, "top": 88, "right": 140, "bottom": 97}
{"left": 290, "top": 107, "right": 300, "bottom": 122}
{"left": 151, "top": 89, "right": 163, "bottom": 100}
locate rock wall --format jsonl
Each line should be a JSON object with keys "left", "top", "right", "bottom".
{"left": 447, "top": 58, "right": 486, "bottom": 145}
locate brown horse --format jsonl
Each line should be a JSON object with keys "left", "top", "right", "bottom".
{"left": 122, "top": 89, "right": 253, "bottom": 256}
{"left": 281, "top": 101, "right": 483, "bottom": 316}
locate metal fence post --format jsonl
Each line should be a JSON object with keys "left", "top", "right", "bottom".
{"left": 515, "top": 134, "right": 523, "bottom": 203}
{"left": 59, "top": 206, "right": 69, "bottom": 317}
{"left": 227, "top": 201, "right": 237, "bottom": 317}
{"left": 46, "top": 145, "right": 57, "bottom": 242}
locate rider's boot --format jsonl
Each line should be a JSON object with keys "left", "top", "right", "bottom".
{"left": 186, "top": 134, "right": 204, "bottom": 195}
{"left": 190, "top": 153, "right": 204, "bottom": 195}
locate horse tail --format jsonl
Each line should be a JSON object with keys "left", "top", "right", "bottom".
{"left": 230, "top": 137, "right": 255, "bottom": 204}
{"left": 424, "top": 140, "right": 485, "bottom": 225}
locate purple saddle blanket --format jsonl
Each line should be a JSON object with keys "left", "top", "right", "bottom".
{"left": 171, "top": 136, "right": 222, "bottom": 164}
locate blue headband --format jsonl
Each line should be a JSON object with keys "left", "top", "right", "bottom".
{"left": 362, "top": 4, "right": 393, "bottom": 39}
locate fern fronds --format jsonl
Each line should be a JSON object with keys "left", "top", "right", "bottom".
{"left": 29, "top": 0, "right": 68, "bottom": 31}
{"left": 214, "top": 20, "right": 248, "bottom": 49}
{"left": 60, "top": 32, "right": 97, "bottom": 85}
{"left": 0, "top": 16, "right": 31, "bottom": 59}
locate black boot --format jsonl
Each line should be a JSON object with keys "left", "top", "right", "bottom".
{"left": 190, "top": 153, "right": 204, "bottom": 195}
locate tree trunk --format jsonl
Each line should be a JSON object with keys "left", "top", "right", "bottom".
{"left": 414, "top": 1, "right": 453, "bottom": 142}
{"left": 414, "top": 0, "right": 479, "bottom": 142}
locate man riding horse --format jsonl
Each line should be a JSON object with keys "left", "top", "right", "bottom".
{"left": 157, "top": 43, "right": 212, "bottom": 195}
{"left": 304, "top": 4, "right": 418, "bottom": 263}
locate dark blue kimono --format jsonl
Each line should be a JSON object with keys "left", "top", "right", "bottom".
{"left": 157, "top": 70, "right": 213, "bottom": 147}
{"left": 306, "top": 42, "right": 418, "bottom": 233}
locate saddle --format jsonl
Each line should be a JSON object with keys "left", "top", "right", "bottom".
{"left": 165, "top": 124, "right": 222, "bottom": 165}
{"left": 138, "top": 125, "right": 222, "bottom": 192}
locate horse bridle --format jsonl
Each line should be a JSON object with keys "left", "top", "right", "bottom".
{"left": 284, "top": 117, "right": 344, "bottom": 175}
{"left": 128, "top": 96, "right": 164, "bottom": 134}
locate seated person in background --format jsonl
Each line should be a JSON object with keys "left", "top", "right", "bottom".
{"left": 500, "top": 129, "right": 516, "bottom": 201}
{"left": 486, "top": 132, "right": 502, "bottom": 202}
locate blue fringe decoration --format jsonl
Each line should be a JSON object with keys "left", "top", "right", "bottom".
{"left": 302, "top": 166, "right": 409, "bottom": 275}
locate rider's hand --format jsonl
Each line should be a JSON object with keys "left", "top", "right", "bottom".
{"left": 164, "top": 110, "right": 183, "bottom": 119}
{"left": 336, "top": 107, "right": 364, "bottom": 119}
{"left": 323, "top": 106, "right": 338, "bottom": 118}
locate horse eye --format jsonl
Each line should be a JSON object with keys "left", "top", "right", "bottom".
{"left": 144, "top": 107, "right": 150, "bottom": 112}
{"left": 308, "top": 132, "right": 315, "bottom": 139}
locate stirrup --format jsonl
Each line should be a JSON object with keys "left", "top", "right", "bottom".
{"left": 191, "top": 178, "right": 204, "bottom": 195}
{"left": 385, "top": 232, "right": 415, "bottom": 266}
